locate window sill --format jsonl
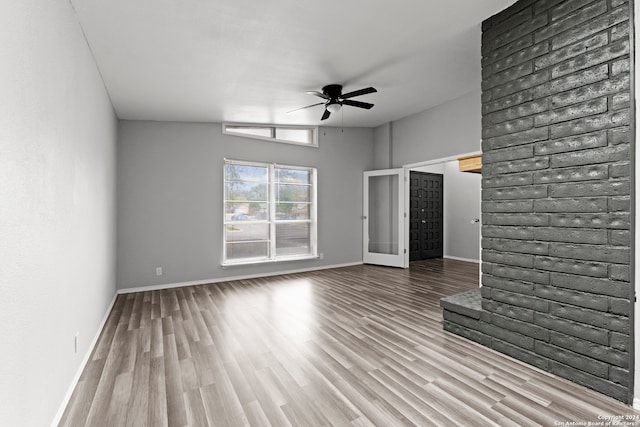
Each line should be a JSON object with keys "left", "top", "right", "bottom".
{"left": 222, "top": 254, "right": 319, "bottom": 268}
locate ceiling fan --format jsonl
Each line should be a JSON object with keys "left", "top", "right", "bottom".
{"left": 288, "top": 84, "right": 377, "bottom": 120}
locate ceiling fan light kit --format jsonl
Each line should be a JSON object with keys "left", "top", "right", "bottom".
{"left": 289, "top": 84, "right": 377, "bottom": 120}
{"left": 326, "top": 102, "right": 342, "bottom": 113}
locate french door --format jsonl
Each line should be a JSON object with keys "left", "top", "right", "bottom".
{"left": 362, "top": 168, "right": 408, "bottom": 268}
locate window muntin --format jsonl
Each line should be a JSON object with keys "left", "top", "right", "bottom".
{"left": 223, "top": 123, "right": 318, "bottom": 147}
{"left": 223, "top": 159, "right": 317, "bottom": 265}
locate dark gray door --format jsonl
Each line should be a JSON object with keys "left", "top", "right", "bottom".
{"left": 409, "top": 172, "right": 443, "bottom": 261}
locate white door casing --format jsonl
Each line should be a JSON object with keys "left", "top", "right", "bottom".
{"left": 363, "top": 168, "right": 408, "bottom": 268}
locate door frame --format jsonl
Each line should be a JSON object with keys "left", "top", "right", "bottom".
{"left": 362, "top": 150, "right": 482, "bottom": 269}
{"left": 363, "top": 168, "right": 408, "bottom": 268}
{"left": 402, "top": 150, "right": 482, "bottom": 269}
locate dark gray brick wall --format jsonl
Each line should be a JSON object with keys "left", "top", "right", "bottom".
{"left": 447, "top": 0, "right": 633, "bottom": 404}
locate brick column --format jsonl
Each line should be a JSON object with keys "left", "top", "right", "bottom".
{"left": 444, "top": 0, "right": 633, "bottom": 403}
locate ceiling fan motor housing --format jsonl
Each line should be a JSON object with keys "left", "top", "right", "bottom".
{"left": 322, "top": 84, "right": 343, "bottom": 99}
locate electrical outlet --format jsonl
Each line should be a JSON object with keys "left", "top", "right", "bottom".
{"left": 319, "top": 253, "right": 324, "bottom": 260}
{"left": 156, "top": 267, "right": 163, "bottom": 276}
{"left": 74, "top": 333, "right": 79, "bottom": 353}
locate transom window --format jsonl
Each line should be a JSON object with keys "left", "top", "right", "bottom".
{"left": 223, "top": 123, "right": 318, "bottom": 147}
{"left": 223, "top": 159, "right": 317, "bottom": 265}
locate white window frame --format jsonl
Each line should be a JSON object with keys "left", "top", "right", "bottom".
{"left": 222, "top": 123, "right": 319, "bottom": 147}
{"left": 223, "top": 159, "right": 318, "bottom": 266}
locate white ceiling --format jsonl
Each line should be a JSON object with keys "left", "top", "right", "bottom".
{"left": 70, "top": 0, "right": 516, "bottom": 128}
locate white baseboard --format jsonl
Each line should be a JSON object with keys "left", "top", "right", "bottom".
{"left": 634, "top": 397, "right": 640, "bottom": 411}
{"left": 51, "top": 292, "right": 118, "bottom": 427}
{"left": 444, "top": 255, "right": 480, "bottom": 263}
{"left": 118, "top": 261, "right": 363, "bottom": 294}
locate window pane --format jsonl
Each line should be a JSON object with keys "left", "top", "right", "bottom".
{"left": 225, "top": 164, "right": 268, "bottom": 201}
{"left": 226, "top": 126, "right": 272, "bottom": 138}
{"left": 276, "top": 223, "right": 311, "bottom": 256}
{"left": 277, "top": 183, "right": 310, "bottom": 202}
{"left": 368, "top": 174, "right": 399, "bottom": 255}
{"left": 275, "top": 128, "right": 313, "bottom": 144}
{"left": 226, "top": 242, "right": 269, "bottom": 260}
{"left": 276, "top": 168, "right": 310, "bottom": 184}
{"left": 225, "top": 202, "right": 268, "bottom": 220}
{"left": 226, "top": 181, "right": 268, "bottom": 201}
{"left": 224, "top": 124, "right": 316, "bottom": 146}
{"left": 276, "top": 203, "right": 310, "bottom": 220}
{"left": 225, "top": 164, "right": 268, "bottom": 182}
{"left": 225, "top": 223, "right": 269, "bottom": 242}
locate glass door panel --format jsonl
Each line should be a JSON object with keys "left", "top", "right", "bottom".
{"left": 363, "top": 169, "right": 407, "bottom": 268}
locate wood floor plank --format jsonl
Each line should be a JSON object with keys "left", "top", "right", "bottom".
{"left": 173, "top": 320, "right": 192, "bottom": 361}
{"left": 83, "top": 322, "right": 131, "bottom": 426}
{"left": 139, "top": 292, "right": 152, "bottom": 330}
{"left": 184, "top": 388, "right": 209, "bottom": 427}
{"left": 104, "top": 371, "right": 133, "bottom": 426}
{"left": 148, "top": 356, "right": 168, "bottom": 427}
{"left": 239, "top": 365, "right": 292, "bottom": 427}
{"left": 330, "top": 376, "right": 403, "bottom": 427}
{"left": 162, "top": 332, "right": 188, "bottom": 427}
{"left": 150, "top": 317, "right": 164, "bottom": 359}
{"left": 124, "top": 349, "right": 150, "bottom": 427}
{"left": 242, "top": 400, "right": 272, "bottom": 427}
{"left": 59, "top": 259, "right": 640, "bottom": 427}
{"left": 431, "top": 377, "right": 512, "bottom": 425}
{"left": 368, "top": 368, "right": 458, "bottom": 426}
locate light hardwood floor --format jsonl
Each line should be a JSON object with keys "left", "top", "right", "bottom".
{"left": 59, "top": 259, "right": 640, "bottom": 426}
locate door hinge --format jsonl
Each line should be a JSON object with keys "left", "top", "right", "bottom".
{"left": 404, "top": 249, "right": 407, "bottom": 254}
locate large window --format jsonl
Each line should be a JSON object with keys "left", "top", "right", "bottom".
{"left": 223, "top": 159, "right": 317, "bottom": 265}
{"left": 223, "top": 123, "right": 318, "bottom": 147}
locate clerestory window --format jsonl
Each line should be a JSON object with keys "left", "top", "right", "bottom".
{"left": 223, "top": 123, "right": 318, "bottom": 147}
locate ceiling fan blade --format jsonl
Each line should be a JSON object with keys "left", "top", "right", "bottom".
{"left": 342, "top": 99, "right": 374, "bottom": 109}
{"left": 287, "top": 102, "right": 325, "bottom": 114}
{"left": 306, "top": 90, "right": 330, "bottom": 100}
{"left": 321, "top": 109, "right": 331, "bottom": 120}
{"left": 341, "top": 87, "right": 377, "bottom": 99}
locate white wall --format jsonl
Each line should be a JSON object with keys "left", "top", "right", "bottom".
{"left": 0, "top": 2, "right": 117, "bottom": 426}
{"left": 116, "top": 122, "right": 374, "bottom": 289}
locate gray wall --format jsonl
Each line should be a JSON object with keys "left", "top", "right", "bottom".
{"left": 117, "top": 121, "right": 374, "bottom": 289}
{"left": 0, "top": 2, "right": 118, "bottom": 425}
{"left": 443, "top": 161, "right": 482, "bottom": 261}
{"left": 373, "top": 122, "right": 392, "bottom": 169}
{"left": 391, "top": 91, "right": 482, "bottom": 167}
